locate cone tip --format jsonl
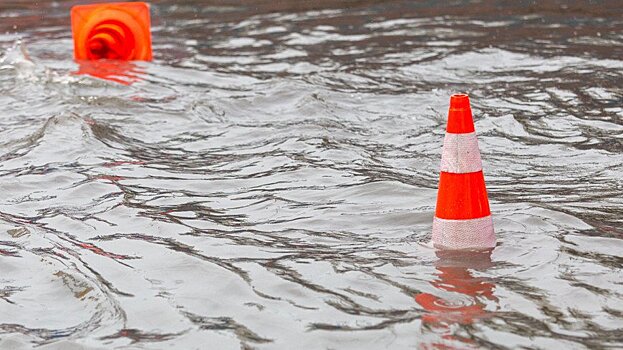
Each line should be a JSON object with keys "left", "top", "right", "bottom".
{"left": 446, "top": 93, "right": 475, "bottom": 133}
{"left": 450, "top": 94, "right": 470, "bottom": 109}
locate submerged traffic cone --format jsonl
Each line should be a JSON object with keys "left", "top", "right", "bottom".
{"left": 71, "top": 2, "right": 152, "bottom": 61}
{"left": 432, "top": 94, "right": 495, "bottom": 250}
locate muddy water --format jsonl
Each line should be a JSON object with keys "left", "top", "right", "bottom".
{"left": 0, "top": 1, "right": 621, "bottom": 349}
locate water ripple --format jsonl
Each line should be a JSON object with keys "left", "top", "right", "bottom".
{"left": 0, "top": 1, "right": 621, "bottom": 349}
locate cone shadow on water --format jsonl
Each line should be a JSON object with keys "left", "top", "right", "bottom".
{"left": 415, "top": 250, "right": 498, "bottom": 348}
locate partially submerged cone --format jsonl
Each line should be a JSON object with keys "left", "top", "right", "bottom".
{"left": 432, "top": 94, "right": 495, "bottom": 250}
{"left": 71, "top": 2, "right": 152, "bottom": 61}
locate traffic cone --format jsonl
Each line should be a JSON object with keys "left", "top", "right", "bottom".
{"left": 432, "top": 94, "right": 495, "bottom": 250}
{"left": 71, "top": 2, "right": 152, "bottom": 61}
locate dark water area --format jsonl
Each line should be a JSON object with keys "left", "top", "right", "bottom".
{"left": 0, "top": 0, "right": 622, "bottom": 349}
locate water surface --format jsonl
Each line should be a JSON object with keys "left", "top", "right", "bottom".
{"left": 0, "top": 1, "right": 622, "bottom": 349}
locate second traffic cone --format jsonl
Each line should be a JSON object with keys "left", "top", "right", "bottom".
{"left": 71, "top": 2, "right": 152, "bottom": 61}
{"left": 432, "top": 94, "right": 495, "bottom": 250}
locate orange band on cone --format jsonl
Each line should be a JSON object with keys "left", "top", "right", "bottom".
{"left": 435, "top": 171, "right": 491, "bottom": 220}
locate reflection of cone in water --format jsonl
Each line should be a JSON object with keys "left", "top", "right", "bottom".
{"left": 71, "top": 2, "right": 152, "bottom": 61}
{"left": 75, "top": 60, "right": 140, "bottom": 85}
{"left": 415, "top": 250, "right": 497, "bottom": 347}
{"left": 415, "top": 250, "right": 496, "bottom": 324}
{"left": 432, "top": 94, "right": 495, "bottom": 250}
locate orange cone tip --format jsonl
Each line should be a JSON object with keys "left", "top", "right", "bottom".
{"left": 432, "top": 94, "right": 495, "bottom": 250}
{"left": 71, "top": 2, "right": 152, "bottom": 61}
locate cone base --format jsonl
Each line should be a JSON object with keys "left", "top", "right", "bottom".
{"left": 432, "top": 215, "right": 495, "bottom": 250}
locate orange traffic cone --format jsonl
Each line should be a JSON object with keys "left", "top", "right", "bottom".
{"left": 71, "top": 2, "right": 152, "bottom": 61}
{"left": 432, "top": 94, "right": 495, "bottom": 250}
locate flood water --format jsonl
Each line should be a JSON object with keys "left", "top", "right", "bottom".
{"left": 0, "top": 1, "right": 622, "bottom": 349}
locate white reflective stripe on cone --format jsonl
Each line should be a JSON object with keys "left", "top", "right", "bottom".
{"left": 432, "top": 215, "right": 495, "bottom": 250}
{"left": 440, "top": 131, "right": 482, "bottom": 174}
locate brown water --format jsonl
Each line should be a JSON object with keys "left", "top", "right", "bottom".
{"left": 0, "top": 1, "right": 622, "bottom": 349}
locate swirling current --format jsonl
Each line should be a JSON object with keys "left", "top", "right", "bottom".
{"left": 0, "top": 1, "right": 622, "bottom": 349}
